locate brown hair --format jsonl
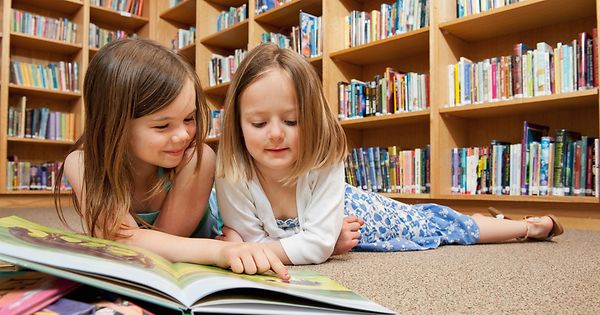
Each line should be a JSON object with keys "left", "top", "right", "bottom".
{"left": 55, "top": 38, "right": 209, "bottom": 240}
{"left": 217, "top": 43, "right": 346, "bottom": 184}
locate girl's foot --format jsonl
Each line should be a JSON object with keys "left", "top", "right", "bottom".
{"left": 522, "top": 216, "right": 555, "bottom": 240}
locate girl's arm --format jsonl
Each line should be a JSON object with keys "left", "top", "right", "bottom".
{"left": 63, "top": 150, "right": 289, "bottom": 279}
{"left": 216, "top": 164, "right": 345, "bottom": 265}
{"left": 153, "top": 144, "right": 215, "bottom": 236}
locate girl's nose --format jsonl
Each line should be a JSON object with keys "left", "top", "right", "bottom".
{"left": 171, "top": 125, "right": 190, "bottom": 143}
{"left": 268, "top": 122, "right": 284, "bottom": 141}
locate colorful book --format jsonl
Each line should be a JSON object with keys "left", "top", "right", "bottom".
{"left": 521, "top": 122, "right": 549, "bottom": 195}
{"left": 0, "top": 271, "right": 80, "bottom": 315}
{"left": 0, "top": 216, "right": 394, "bottom": 315}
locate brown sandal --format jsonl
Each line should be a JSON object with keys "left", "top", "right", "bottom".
{"left": 487, "top": 207, "right": 564, "bottom": 241}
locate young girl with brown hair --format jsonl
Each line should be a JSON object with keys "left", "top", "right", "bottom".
{"left": 215, "top": 43, "right": 564, "bottom": 265}
{"left": 55, "top": 38, "right": 288, "bottom": 278}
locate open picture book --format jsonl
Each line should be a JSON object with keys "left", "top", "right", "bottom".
{"left": 0, "top": 216, "right": 395, "bottom": 314}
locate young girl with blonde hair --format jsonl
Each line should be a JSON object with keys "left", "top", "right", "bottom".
{"left": 216, "top": 43, "right": 563, "bottom": 265}
{"left": 55, "top": 38, "right": 288, "bottom": 278}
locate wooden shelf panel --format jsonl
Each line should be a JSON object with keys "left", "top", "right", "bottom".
{"left": 160, "top": 0, "right": 196, "bottom": 25}
{"left": 381, "top": 193, "right": 432, "bottom": 200}
{"left": 10, "top": 32, "right": 82, "bottom": 55}
{"left": 436, "top": 194, "right": 600, "bottom": 204}
{"left": 307, "top": 55, "right": 322, "bottom": 68}
{"left": 330, "top": 28, "right": 429, "bottom": 65}
{"left": 12, "top": 0, "right": 83, "bottom": 15}
{"left": 178, "top": 43, "right": 196, "bottom": 63}
{"left": 204, "top": 81, "right": 230, "bottom": 96}
{"left": 254, "top": 0, "right": 322, "bottom": 28}
{"left": 7, "top": 137, "right": 75, "bottom": 146}
{"left": 439, "top": 89, "right": 599, "bottom": 119}
{"left": 200, "top": 20, "right": 248, "bottom": 49}
{"left": 439, "top": 0, "right": 596, "bottom": 41}
{"left": 205, "top": 137, "right": 220, "bottom": 144}
{"left": 340, "top": 110, "right": 430, "bottom": 129}
{"left": 9, "top": 84, "right": 81, "bottom": 101}
{"left": 90, "top": 5, "right": 149, "bottom": 31}
{"left": 208, "top": 0, "right": 247, "bottom": 6}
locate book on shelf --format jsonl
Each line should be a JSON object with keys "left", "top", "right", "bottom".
{"left": 521, "top": 122, "right": 549, "bottom": 195}
{"left": 0, "top": 216, "right": 394, "bottom": 315}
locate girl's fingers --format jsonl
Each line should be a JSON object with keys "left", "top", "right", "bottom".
{"left": 264, "top": 249, "right": 289, "bottom": 280}
{"left": 240, "top": 251, "right": 258, "bottom": 274}
{"left": 252, "top": 250, "right": 271, "bottom": 274}
{"left": 229, "top": 256, "right": 244, "bottom": 274}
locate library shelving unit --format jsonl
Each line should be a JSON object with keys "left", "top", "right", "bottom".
{"left": 0, "top": 0, "right": 153, "bottom": 208}
{"left": 155, "top": 0, "right": 197, "bottom": 65}
{"left": 432, "top": 0, "right": 599, "bottom": 226}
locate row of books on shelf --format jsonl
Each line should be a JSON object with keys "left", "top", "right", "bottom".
{"left": 261, "top": 12, "right": 322, "bottom": 59}
{"left": 337, "top": 68, "right": 429, "bottom": 120}
{"left": 89, "top": 23, "right": 135, "bottom": 49}
{"left": 5, "top": 159, "right": 70, "bottom": 191}
{"left": 208, "top": 49, "right": 247, "bottom": 87}
{"left": 255, "top": 0, "right": 293, "bottom": 15}
{"left": 91, "top": 0, "right": 144, "bottom": 17}
{"left": 11, "top": 9, "right": 77, "bottom": 44}
{"left": 457, "top": 0, "right": 521, "bottom": 18}
{"left": 208, "top": 109, "right": 223, "bottom": 139}
{"left": 7, "top": 96, "right": 76, "bottom": 141}
{"left": 448, "top": 29, "right": 598, "bottom": 107}
{"left": 9, "top": 61, "right": 79, "bottom": 93}
{"left": 172, "top": 26, "right": 195, "bottom": 50}
{"left": 451, "top": 124, "right": 599, "bottom": 197}
{"left": 345, "top": 0, "right": 429, "bottom": 48}
{"left": 216, "top": 4, "right": 247, "bottom": 32}
{"left": 345, "top": 146, "right": 431, "bottom": 194}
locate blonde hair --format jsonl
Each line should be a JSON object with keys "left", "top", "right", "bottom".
{"left": 217, "top": 43, "right": 346, "bottom": 184}
{"left": 55, "top": 38, "right": 209, "bottom": 240}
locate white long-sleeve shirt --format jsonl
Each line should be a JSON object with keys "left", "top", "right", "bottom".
{"left": 216, "top": 163, "right": 345, "bottom": 265}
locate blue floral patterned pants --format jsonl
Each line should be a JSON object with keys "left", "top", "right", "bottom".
{"left": 344, "top": 184, "right": 480, "bottom": 251}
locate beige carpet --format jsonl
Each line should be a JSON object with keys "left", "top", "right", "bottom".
{"left": 1, "top": 207, "right": 599, "bottom": 314}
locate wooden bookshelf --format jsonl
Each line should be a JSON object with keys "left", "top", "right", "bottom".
{"left": 0, "top": 0, "right": 152, "bottom": 204}
{"left": 159, "top": 0, "right": 196, "bottom": 25}
{"left": 254, "top": 0, "right": 321, "bottom": 28}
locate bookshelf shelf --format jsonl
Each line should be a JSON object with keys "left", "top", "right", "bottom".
{"left": 254, "top": 0, "right": 322, "bottom": 28}
{"left": 329, "top": 28, "right": 429, "bottom": 65}
{"left": 10, "top": 32, "right": 82, "bottom": 55}
{"left": 439, "top": 89, "right": 599, "bottom": 119}
{"left": 205, "top": 137, "right": 220, "bottom": 144}
{"left": 438, "top": 0, "right": 595, "bottom": 42}
{"left": 200, "top": 20, "right": 249, "bottom": 49}
{"left": 89, "top": 47, "right": 99, "bottom": 60}
{"left": 160, "top": 0, "right": 197, "bottom": 25}
{"left": 90, "top": 5, "right": 149, "bottom": 31}
{"left": 204, "top": 81, "right": 230, "bottom": 96}
{"left": 13, "top": 0, "right": 83, "bottom": 15}
{"left": 340, "top": 110, "right": 431, "bottom": 129}
{"left": 7, "top": 137, "right": 75, "bottom": 146}
{"left": 436, "top": 194, "right": 600, "bottom": 204}
{"left": 178, "top": 43, "right": 196, "bottom": 64}
{"left": 307, "top": 55, "right": 322, "bottom": 68}
{"left": 381, "top": 193, "right": 432, "bottom": 200}
{"left": 208, "top": 0, "right": 247, "bottom": 6}
{"left": 2, "top": 190, "right": 69, "bottom": 195}
{"left": 8, "top": 84, "right": 81, "bottom": 101}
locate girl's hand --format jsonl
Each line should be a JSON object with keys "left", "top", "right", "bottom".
{"left": 217, "top": 243, "right": 289, "bottom": 280}
{"left": 333, "top": 215, "right": 364, "bottom": 255}
{"left": 215, "top": 226, "right": 244, "bottom": 242}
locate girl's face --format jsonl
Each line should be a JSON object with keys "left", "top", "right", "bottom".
{"left": 239, "top": 68, "right": 299, "bottom": 177}
{"left": 129, "top": 79, "right": 197, "bottom": 170}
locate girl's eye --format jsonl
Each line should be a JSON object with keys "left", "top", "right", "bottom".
{"left": 285, "top": 120, "right": 297, "bottom": 126}
{"left": 154, "top": 124, "right": 168, "bottom": 130}
{"left": 252, "top": 122, "right": 266, "bottom": 128}
{"left": 184, "top": 117, "right": 195, "bottom": 123}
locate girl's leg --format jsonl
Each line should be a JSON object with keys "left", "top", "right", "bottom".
{"left": 472, "top": 214, "right": 554, "bottom": 243}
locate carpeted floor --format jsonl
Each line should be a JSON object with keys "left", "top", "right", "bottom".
{"left": 2, "top": 207, "right": 599, "bottom": 314}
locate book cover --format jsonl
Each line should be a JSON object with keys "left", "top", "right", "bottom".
{"left": 0, "top": 216, "right": 394, "bottom": 315}
{"left": 521, "top": 121, "right": 549, "bottom": 195}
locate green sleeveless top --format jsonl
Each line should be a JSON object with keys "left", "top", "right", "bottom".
{"left": 136, "top": 168, "right": 222, "bottom": 238}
